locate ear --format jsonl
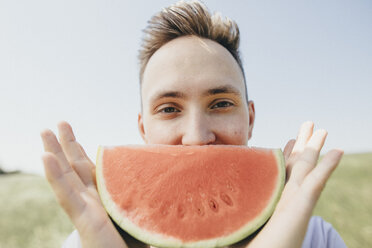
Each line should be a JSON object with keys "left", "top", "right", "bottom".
{"left": 247, "top": 100, "right": 255, "bottom": 140}
{"left": 138, "top": 112, "right": 147, "bottom": 143}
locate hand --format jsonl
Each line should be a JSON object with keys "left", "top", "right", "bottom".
{"left": 244, "top": 121, "right": 343, "bottom": 248}
{"left": 41, "top": 121, "right": 147, "bottom": 248}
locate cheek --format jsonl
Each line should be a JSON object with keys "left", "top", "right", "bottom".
{"left": 143, "top": 119, "right": 181, "bottom": 145}
{"left": 222, "top": 121, "right": 249, "bottom": 144}
{"left": 213, "top": 114, "right": 249, "bottom": 145}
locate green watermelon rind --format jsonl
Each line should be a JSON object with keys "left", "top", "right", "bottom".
{"left": 96, "top": 146, "right": 285, "bottom": 248}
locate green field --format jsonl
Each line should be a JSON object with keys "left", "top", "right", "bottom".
{"left": 0, "top": 153, "right": 371, "bottom": 248}
{"left": 313, "top": 152, "right": 372, "bottom": 248}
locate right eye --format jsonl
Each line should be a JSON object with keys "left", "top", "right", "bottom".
{"left": 160, "top": 107, "right": 180, "bottom": 113}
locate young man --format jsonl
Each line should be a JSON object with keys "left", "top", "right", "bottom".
{"left": 41, "top": 1, "right": 346, "bottom": 247}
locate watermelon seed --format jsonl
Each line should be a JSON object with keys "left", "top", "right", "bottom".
{"left": 220, "top": 192, "right": 233, "bottom": 206}
{"left": 198, "top": 186, "right": 206, "bottom": 198}
{"left": 120, "top": 199, "right": 133, "bottom": 211}
{"left": 160, "top": 202, "right": 170, "bottom": 216}
{"left": 161, "top": 209, "right": 168, "bottom": 216}
{"left": 177, "top": 205, "right": 186, "bottom": 219}
{"left": 226, "top": 180, "right": 235, "bottom": 192}
{"left": 208, "top": 199, "right": 219, "bottom": 212}
{"left": 195, "top": 204, "right": 205, "bottom": 216}
{"left": 149, "top": 199, "right": 159, "bottom": 209}
{"left": 186, "top": 192, "right": 193, "bottom": 202}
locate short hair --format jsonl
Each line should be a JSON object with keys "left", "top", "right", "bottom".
{"left": 138, "top": 0, "right": 247, "bottom": 100}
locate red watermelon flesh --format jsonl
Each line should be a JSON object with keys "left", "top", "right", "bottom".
{"left": 96, "top": 145, "right": 285, "bottom": 248}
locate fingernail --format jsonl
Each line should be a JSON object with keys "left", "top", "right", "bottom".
{"left": 333, "top": 149, "right": 344, "bottom": 159}
{"left": 317, "top": 129, "right": 328, "bottom": 136}
{"left": 303, "top": 121, "right": 314, "bottom": 127}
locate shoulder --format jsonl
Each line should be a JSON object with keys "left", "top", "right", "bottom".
{"left": 302, "top": 216, "right": 347, "bottom": 248}
{"left": 61, "top": 218, "right": 347, "bottom": 248}
{"left": 61, "top": 230, "right": 153, "bottom": 248}
{"left": 62, "top": 229, "right": 82, "bottom": 248}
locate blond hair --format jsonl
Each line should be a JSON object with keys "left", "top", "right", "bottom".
{"left": 139, "top": 0, "right": 247, "bottom": 97}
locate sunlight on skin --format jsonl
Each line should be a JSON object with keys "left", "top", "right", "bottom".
{"left": 40, "top": 36, "right": 343, "bottom": 248}
{"left": 139, "top": 36, "right": 254, "bottom": 147}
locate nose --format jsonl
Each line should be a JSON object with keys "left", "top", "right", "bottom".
{"left": 181, "top": 109, "right": 216, "bottom": 146}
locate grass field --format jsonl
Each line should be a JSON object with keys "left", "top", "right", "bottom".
{"left": 0, "top": 152, "right": 371, "bottom": 248}
{"left": 313, "top": 152, "right": 372, "bottom": 248}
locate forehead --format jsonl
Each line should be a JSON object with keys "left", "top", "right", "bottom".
{"left": 141, "top": 36, "right": 245, "bottom": 101}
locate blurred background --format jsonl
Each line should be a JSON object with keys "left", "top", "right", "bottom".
{"left": 0, "top": 0, "right": 371, "bottom": 247}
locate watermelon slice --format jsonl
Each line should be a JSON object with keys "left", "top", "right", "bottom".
{"left": 96, "top": 145, "right": 285, "bottom": 248}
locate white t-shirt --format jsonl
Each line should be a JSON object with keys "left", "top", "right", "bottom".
{"left": 62, "top": 216, "right": 347, "bottom": 248}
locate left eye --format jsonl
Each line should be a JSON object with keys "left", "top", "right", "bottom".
{"left": 211, "top": 101, "right": 234, "bottom": 109}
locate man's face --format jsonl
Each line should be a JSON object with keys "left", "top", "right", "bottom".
{"left": 138, "top": 36, "right": 255, "bottom": 145}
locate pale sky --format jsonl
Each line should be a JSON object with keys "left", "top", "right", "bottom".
{"left": 0, "top": 0, "right": 371, "bottom": 175}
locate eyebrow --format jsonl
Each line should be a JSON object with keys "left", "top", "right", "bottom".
{"left": 203, "top": 85, "right": 241, "bottom": 97}
{"left": 151, "top": 85, "right": 241, "bottom": 102}
{"left": 152, "top": 91, "right": 187, "bottom": 102}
